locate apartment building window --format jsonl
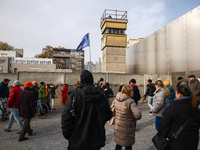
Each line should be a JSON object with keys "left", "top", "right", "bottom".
{"left": 1, "top": 53, "right": 7, "bottom": 56}
{"left": 0, "top": 66, "right": 5, "bottom": 70}
{"left": 0, "top": 59, "right": 5, "bottom": 63}
{"left": 45, "top": 61, "right": 51, "bottom": 64}
{"left": 40, "top": 61, "right": 45, "bottom": 64}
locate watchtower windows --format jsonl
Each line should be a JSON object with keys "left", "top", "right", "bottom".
{"left": 103, "top": 28, "right": 125, "bottom": 35}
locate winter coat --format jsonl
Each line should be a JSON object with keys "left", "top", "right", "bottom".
{"left": 32, "top": 86, "right": 39, "bottom": 100}
{"left": 159, "top": 97, "right": 200, "bottom": 150}
{"left": 153, "top": 87, "right": 168, "bottom": 117}
{"left": 49, "top": 84, "right": 58, "bottom": 98}
{"left": 7, "top": 85, "right": 23, "bottom": 108}
{"left": 165, "top": 85, "right": 175, "bottom": 105}
{"left": 0, "top": 82, "right": 9, "bottom": 98}
{"left": 19, "top": 87, "right": 36, "bottom": 118}
{"left": 38, "top": 86, "right": 46, "bottom": 103}
{"left": 144, "top": 83, "right": 156, "bottom": 98}
{"left": 130, "top": 84, "right": 141, "bottom": 104}
{"left": 188, "top": 79, "right": 200, "bottom": 100}
{"left": 100, "top": 85, "right": 113, "bottom": 99}
{"left": 61, "top": 86, "right": 68, "bottom": 104}
{"left": 112, "top": 92, "right": 142, "bottom": 147}
{"left": 61, "top": 84, "right": 112, "bottom": 150}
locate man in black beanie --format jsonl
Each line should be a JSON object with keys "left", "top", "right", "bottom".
{"left": 61, "top": 70, "right": 112, "bottom": 150}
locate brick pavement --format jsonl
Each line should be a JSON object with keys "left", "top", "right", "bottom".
{"left": 0, "top": 103, "right": 200, "bottom": 150}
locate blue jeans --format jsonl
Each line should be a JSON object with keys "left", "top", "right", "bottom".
{"left": 2, "top": 97, "right": 8, "bottom": 111}
{"left": 115, "top": 144, "right": 132, "bottom": 150}
{"left": 148, "top": 96, "right": 153, "bottom": 112}
{"left": 6, "top": 108, "right": 23, "bottom": 130}
{"left": 155, "top": 116, "right": 161, "bottom": 131}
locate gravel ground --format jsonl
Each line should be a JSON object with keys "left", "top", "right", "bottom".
{"left": 0, "top": 103, "right": 200, "bottom": 150}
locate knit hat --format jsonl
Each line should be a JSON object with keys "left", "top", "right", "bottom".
{"left": 164, "top": 81, "right": 170, "bottom": 86}
{"left": 13, "top": 80, "right": 20, "bottom": 86}
{"left": 188, "top": 75, "right": 195, "bottom": 78}
{"left": 178, "top": 77, "right": 183, "bottom": 80}
{"left": 25, "top": 81, "right": 33, "bottom": 88}
{"left": 129, "top": 79, "right": 136, "bottom": 84}
{"left": 40, "top": 82, "right": 45, "bottom": 85}
{"left": 100, "top": 78, "right": 104, "bottom": 81}
{"left": 80, "top": 70, "right": 94, "bottom": 85}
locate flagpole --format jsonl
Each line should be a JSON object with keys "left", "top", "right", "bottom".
{"left": 89, "top": 33, "right": 92, "bottom": 71}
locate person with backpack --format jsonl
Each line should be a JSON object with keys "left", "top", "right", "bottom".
{"left": 144, "top": 79, "right": 156, "bottom": 115}
{"left": 61, "top": 70, "right": 112, "bottom": 150}
{"left": 129, "top": 79, "right": 141, "bottom": 105}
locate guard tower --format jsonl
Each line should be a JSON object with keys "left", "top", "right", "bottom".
{"left": 100, "top": 9, "right": 128, "bottom": 72}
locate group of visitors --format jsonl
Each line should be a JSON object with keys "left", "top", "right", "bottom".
{"left": 1, "top": 71, "right": 200, "bottom": 149}
{"left": 61, "top": 71, "right": 200, "bottom": 150}
{"left": 0, "top": 80, "right": 36, "bottom": 141}
{"left": 0, "top": 79, "right": 69, "bottom": 142}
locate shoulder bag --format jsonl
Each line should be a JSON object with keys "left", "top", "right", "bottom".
{"left": 108, "top": 104, "right": 115, "bottom": 126}
{"left": 152, "top": 116, "right": 191, "bottom": 150}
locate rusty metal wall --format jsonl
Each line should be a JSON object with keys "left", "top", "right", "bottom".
{"left": 126, "top": 6, "right": 200, "bottom": 75}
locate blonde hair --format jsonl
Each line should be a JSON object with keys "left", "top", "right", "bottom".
{"left": 121, "top": 85, "right": 133, "bottom": 97}
{"left": 32, "top": 81, "right": 39, "bottom": 87}
{"left": 102, "top": 81, "right": 106, "bottom": 86}
{"left": 76, "top": 81, "right": 81, "bottom": 87}
{"left": 156, "top": 80, "right": 170, "bottom": 98}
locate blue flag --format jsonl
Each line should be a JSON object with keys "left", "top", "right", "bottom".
{"left": 76, "top": 33, "right": 90, "bottom": 51}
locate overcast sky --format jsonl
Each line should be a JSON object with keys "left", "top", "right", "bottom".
{"left": 0, "top": 0, "right": 200, "bottom": 63}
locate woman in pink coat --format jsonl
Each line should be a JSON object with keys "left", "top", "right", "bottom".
{"left": 60, "top": 84, "right": 68, "bottom": 105}
{"left": 112, "top": 85, "right": 142, "bottom": 150}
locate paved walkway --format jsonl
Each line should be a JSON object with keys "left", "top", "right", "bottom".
{"left": 0, "top": 103, "right": 200, "bottom": 150}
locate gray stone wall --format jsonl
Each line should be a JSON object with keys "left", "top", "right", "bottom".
{"left": 0, "top": 71, "right": 173, "bottom": 106}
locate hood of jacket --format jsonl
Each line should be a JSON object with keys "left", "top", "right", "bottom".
{"left": 116, "top": 92, "right": 130, "bottom": 102}
{"left": 1, "top": 81, "right": 7, "bottom": 87}
{"left": 78, "top": 84, "right": 103, "bottom": 103}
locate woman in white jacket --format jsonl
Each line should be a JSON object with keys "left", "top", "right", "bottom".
{"left": 153, "top": 80, "right": 168, "bottom": 131}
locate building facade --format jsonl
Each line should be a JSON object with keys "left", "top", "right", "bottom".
{"left": 13, "top": 57, "right": 55, "bottom": 73}
{"left": 0, "top": 50, "right": 56, "bottom": 73}
{"left": 0, "top": 57, "right": 9, "bottom": 73}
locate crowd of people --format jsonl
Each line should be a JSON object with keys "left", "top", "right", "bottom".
{"left": 61, "top": 72, "right": 200, "bottom": 150}
{"left": 0, "top": 79, "right": 69, "bottom": 141}
{"left": 1, "top": 71, "right": 200, "bottom": 150}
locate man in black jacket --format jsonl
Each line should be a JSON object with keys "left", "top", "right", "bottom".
{"left": 0, "top": 78, "right": 10, "bottom": 115}
{"left": 129, "top": 78, "right": 141, "bottom": 105}
{"left": 144, "top": 79, "right": 156, "bottom": 115}
{"left": 18, "top": 82, "right": 36, "bottom": 141}
{"left": 61, "top": 70, "right": 112, "bottom": 150}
